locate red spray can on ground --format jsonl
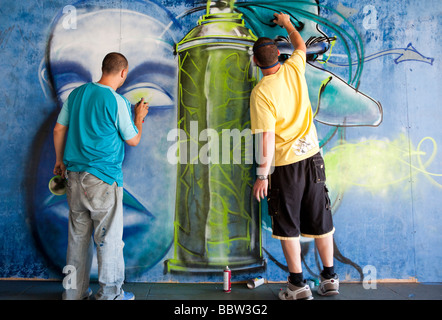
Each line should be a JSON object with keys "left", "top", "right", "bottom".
{"left": 223, "top": 266, "right": 231, "bottom": 293}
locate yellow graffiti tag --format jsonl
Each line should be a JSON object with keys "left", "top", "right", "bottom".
{"left": 323, "top": 135, "right": 441, "bottom": 196}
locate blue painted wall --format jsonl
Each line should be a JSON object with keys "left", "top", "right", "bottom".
{"left": 0, "top": 0, "right": 440, "bottom": 284}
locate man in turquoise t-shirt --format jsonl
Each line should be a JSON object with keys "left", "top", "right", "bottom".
{"left": 53, "top": 52, "right": 149, "bottom": 300}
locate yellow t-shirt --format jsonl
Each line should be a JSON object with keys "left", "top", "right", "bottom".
{"left": 250, "top": 49, "right": 319, "bottom": 166}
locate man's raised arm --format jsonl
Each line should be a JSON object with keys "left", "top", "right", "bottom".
{"left": 273, "top": 12, "right": 306, "bottom": 53}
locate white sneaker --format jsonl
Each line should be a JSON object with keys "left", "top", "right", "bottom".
{"left": 317, "top": 274, "right": 339, "bottom": 296}
{"left": 279, "top": 279, "right": 313, "bottom": 300}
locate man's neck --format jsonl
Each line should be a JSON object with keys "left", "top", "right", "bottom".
{"left": 97, "top": 77, "right": 119, "bottom": 91}
{"left": 261, "top": 63, "right": 281, "bottom": 76}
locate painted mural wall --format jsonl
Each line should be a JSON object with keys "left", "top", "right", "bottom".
{"left": 0, "top": 0, "right": 440, "bottom": 284}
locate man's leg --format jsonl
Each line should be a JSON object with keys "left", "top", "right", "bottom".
{"left": 301, "top": 153, "right": 338, "bottom": 295}
{"left": 315, "top": 235, "right": 334, "bottom": 269}
{"left": 64, "top": 210, "right": 94, "bottom": 300}
{"left": 80, "top": 173, "right": 126, "bottom": 300}
{"left": 315, "top": 234, "right": 339, "bottom": 295}
{"left": 281, "top": 238, "right": 305, "bottom": 285}
{"left": 281, "top": 238, "right": 302, "bottom": 273}
{"left": 279, "top": 238, "right": 313, "bottom": 300}
{"left": 63, "top": 172, "right": 94, "bottom": 300}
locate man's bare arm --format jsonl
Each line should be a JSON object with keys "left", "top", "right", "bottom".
{"left": 256, "top": 131, "right": 275, "bottom": 177}
{"left": 126, "top": 98, "right": 149, "bottom": 147}
{"left": 253, "top": 131, "right": 275, "bottom": 202}
{"left": 53, "top": 122, "right": 68, "bottom": 177}
{"left": 273, "top": 12, "right": 306, "bottom": 53}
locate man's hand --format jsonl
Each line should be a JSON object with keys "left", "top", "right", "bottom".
{"left": 273, "top": 12, "right": 291, "bottom": 28}
{"left": 134, "top": 97, "right": 149, "bottom": 124}
{"left": 126, "top": 98, "right": 149, "bottom": 147}
{"left": 53, "top": 160, "right": 66, "bottom": 178}
{"left": 273, "top": 12, "right": 306, "bottom": 53}
{"left": 253, "top": 178, "right": 269, "bottom": 202}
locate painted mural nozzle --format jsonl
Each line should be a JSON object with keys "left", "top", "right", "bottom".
{"left": 49, "top": 175, "right": 67, "bottom": 196}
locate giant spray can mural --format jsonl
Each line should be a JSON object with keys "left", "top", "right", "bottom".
{"left": 166, "top": 0, "right": 264, "bottom": 273}
{"left": 0, "top": 0, "right": 439, "bottom": 282}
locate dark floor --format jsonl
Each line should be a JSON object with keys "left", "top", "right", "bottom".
{"left": 0, "top": 280, "right": 441, "bottom": 300}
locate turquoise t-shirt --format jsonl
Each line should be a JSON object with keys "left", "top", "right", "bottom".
{"left": 57, "top": 82, "right": 138, "bottom": 186}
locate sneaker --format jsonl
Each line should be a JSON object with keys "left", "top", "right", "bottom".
{"left": 81, "top": 288, "right": 93, "bottom": 300}
{"left": 279, "top": 279, "right": 313, "bottom": 300}
{"left": 114, "top": 291, "right": 135, "bottom": 300}
{"left": 317, "top": 273, "right": 339, "bottom": 296}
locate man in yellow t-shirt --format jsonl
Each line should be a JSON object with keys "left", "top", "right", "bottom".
{"left": 250, "top": 12, "right": 338, "bottom": 300}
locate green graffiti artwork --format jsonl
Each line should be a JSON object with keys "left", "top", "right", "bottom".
{"left": 324, "top": 135, "right": 442, "bottom": 197}
{"left": 166, "top": 0, "right": 264, "bottom": 272}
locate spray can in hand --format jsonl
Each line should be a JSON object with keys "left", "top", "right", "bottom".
{"left": 223, "top": 266, "right": 231, "bottom": 293}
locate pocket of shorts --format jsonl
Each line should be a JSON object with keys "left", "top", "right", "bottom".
{"left": 267, "top": 188, "right": 280, "bottom": 217}
{"left": 312, "top": 157, "right": 326, "bottom": 184}
{"left": 324, "top": 185, "right": 331, "bottom": 211}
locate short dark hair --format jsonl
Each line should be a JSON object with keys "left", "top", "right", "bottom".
{"left": 101, "top": 52, "right": 128, "bottom": 74}
{"left": 253, "top": 37, "right": 278, "bottom": 67}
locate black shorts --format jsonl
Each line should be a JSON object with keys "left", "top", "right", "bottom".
{"left": 267, "top": 152, "right": 334, "bottom": 239}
